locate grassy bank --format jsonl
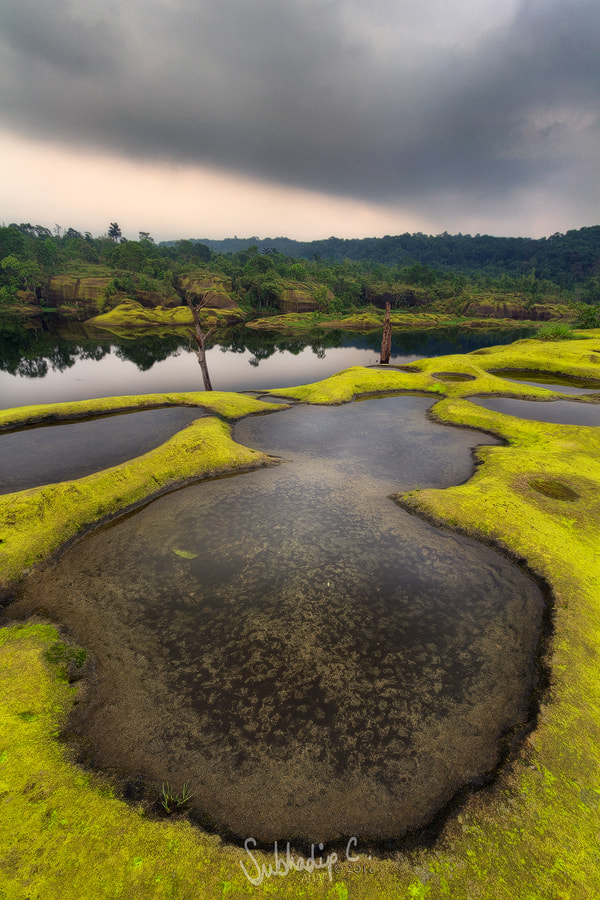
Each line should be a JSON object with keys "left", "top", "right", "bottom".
{"left": 245, "top": 309, "right": 570, "bottom": 334}
{"left": 1, "top": 334, "right": 600, "bottom": 897}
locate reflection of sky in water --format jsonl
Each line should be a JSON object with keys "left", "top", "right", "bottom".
{"left": 0, "top": 345, "right": 383, "bottom": 408}
{"left": 471, "top": 396, "right": 600, "bottom": 426}
{"left": 493, "top": 369, "right": 600, "bottom": 394}
{"left": 0, "top": 327, "right": 533, "bottom": 409}
{"left": 0, "top": 407, "right": 206, "bottom": 494}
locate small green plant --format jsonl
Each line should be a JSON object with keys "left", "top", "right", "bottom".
{"left": 534, "top": 323, "right": 575, "bottom": 341}
{"left": 160, "top": 782, "right": 194, "bottom": 814}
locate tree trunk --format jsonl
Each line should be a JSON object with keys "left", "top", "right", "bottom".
{"left": 186, "top": 294, "right": 214, "bottom": 391}
{"left": 380, "top": 302, "right": 392, "bottom": 364}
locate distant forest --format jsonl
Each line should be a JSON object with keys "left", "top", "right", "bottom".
{"left": 1, "top": 222, "right": 600, "bottom": 321}
{"left": 183, "top": 227, "right": 600, "bottom": 289}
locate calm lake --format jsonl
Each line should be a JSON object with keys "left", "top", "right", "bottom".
{"left": 0, "top": 315, "right": 533, "bottom": 408}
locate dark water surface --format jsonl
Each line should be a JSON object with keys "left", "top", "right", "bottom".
{"left": 0, "top": 407, "right": 206, "bottom": 494}
{"left": 471, "top": 396, "right": 600, "bottom": 426}
{"left": 492, "top": 369, "right": 600, "bottom": 395}
{"left": 11, "top": 397, "right": 544, "bottom": 843}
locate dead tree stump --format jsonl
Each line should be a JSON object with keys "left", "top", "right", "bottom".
{"left": 380, "top": 301, "right": 392, "bottom": 364}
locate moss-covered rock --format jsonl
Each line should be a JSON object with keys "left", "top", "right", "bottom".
{"left": 47, "top": 274, "right": 113, "bottom": 305}
{"left": 462, "top": 300, "right": 571, "bottom": 321}
{"left": 0, "top": 392, "right": 281, "bottom": 593}
{"left": 246, "top": 309, "right": 548, "bottom": 333}
{"left": 85, "top": 299, "right": 244, "bottom": 332}
{"left": 177, "top": 274, "right": 238, "bottom": 310}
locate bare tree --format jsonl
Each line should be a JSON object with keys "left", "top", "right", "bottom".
{"left": 186, "top": 292, "right": 216, "bottom": 391}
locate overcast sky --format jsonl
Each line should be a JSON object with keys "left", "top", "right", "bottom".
{"left": 1, "top": 0, "right": 599, "bottom": 241}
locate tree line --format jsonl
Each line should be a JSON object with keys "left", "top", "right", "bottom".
{"left": 1, "top": 221, "right": 600, "bottom": 318}
{"left": 189, "top": 227, "right": 600, "bottom": 291}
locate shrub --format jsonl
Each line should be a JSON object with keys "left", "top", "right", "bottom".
{"left": 534, "top": 323, "right": 575, "bottom": 341}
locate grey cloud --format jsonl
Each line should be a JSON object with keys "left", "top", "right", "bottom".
{"left": 0, "top": 0, "right": 122, "bottom": 76}
{"left": 0, "top": 0, "right": 598, "bottom": 221}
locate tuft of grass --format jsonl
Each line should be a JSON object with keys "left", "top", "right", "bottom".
{"left": 160, "top": 782, "right": 194, "bottom": 814}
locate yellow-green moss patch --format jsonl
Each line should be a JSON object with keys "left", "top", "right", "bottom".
{"left": 246, "top": 310, "right": 546, "bottom": 333}
{"left": 267, "top": 365, "right": 445, "bottom": 403}
{"left": 0, "top": 390, "right": 275, "bottom": 432}
{"left": 265, "top": 357, "right": 573, "bottom": 406}
{"left": 395, "top": 389, "right": 600, "bottom": 898}
{"left": 86, "top": 299, "right": 244, "bottom": 332}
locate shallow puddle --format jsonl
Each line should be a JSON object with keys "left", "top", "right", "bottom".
{"left": 470, "top": 396, "right": 600, "bottom": 426}
{"left": 10, "top": 397, "right": 544, "bottom": 843}
{"left": 491, "top": 369, "right": 600, "bottom": 395}
{"left": 433, "top": 372, "right": 476, "bottom": 382}
{"left": 0, "top": 407, "right": 206, "bottom": 494}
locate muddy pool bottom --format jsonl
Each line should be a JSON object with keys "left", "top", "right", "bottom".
{"left": 12, "top": 397, "right": 545, "bottom": 844}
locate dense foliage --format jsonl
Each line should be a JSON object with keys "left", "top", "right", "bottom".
{"left": 1, "top": 222, "right": 599, "bottom": 320}
{"left": 191, "top": 227, "right": 600, "bottom": 290}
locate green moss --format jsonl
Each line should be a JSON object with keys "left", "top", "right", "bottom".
{"left": 396, "top": 391, "right": 600, "bottom": 897}
{"left": 0, "top": 390, "right": 274, "bottom": 431}
{"left": 267, "top": 365, "right": 444, "bottom": 403}
{"left": 2, "top": 334, "right": 600, "bottom": 897}
{"left": 246, "top": 310, "right": 547, "bottom": 333}
{"left": 86, "top": 299, "right": 244, "bottom": 332}
{"left": 529, "top": 479, "right": 580, "bottom": 500}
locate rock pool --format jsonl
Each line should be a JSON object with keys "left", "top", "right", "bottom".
{"left": 10, "top": 396, "right": 544, "bottom": 844}
{"left": 0, "top": 407, "right": 206, "bottom": 494}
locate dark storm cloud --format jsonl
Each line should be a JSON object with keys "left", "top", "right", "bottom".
{"left": 0, "top": 0, "right": 599, "bottom": 215}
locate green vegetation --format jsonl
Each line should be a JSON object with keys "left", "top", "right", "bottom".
{"left": 3, "top": 222, "right": 600, "bottom": 331}
{"left": 533, "top": 323, "right": 576, "bottom": 340}
{"left": 1, "top": 332, "right": 600, "bottom": 897}
{"left": 160, "top": 783, "right": 194, "bottom": 815}
{"left": 191, "top": 227, "right": 600, "bottom": 289}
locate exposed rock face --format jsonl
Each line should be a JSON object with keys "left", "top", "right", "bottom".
{"left": 47, "top": 275, "right": 113, "bottom": 305}
{"left": 47, "top": 275, "right": 181, "bottom": 311}
{"left": 16, "top": 290, "right": 39, "bottom": 305}
{"left": 461, "top": 302, "right": 568, "bottom": 321}
{"left": 177, "top": 274, "right": 238, "bottom": 310}
{"left": 280, "top": 288, "right": 320, "bottom": 313}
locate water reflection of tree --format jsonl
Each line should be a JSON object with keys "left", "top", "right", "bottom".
{"left": 0, "top": 316, "right": 81, "bottom": 376}
{"left": 1, "top": 316, "right": 536, "bottom": 381}
{"left": 114, "top": 334, "right": 186, "bottom": 371}
{"left": 16, "top": 357, "right": 49, "bottom": 378}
